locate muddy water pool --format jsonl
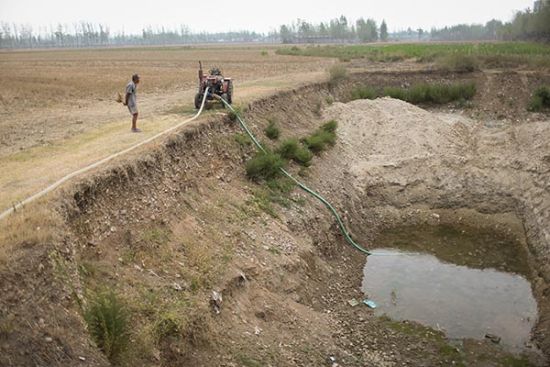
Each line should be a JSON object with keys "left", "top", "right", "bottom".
{"left": 362, "top": 225, "right": 538, "bottom": 352}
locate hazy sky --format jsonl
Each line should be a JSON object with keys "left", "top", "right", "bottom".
{"left": 0, "top": 0, "right": 535, "bottom": 34}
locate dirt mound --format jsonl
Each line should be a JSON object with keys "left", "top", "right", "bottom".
{"left": 319, "top": 97, "right": 550, "bottom": 357}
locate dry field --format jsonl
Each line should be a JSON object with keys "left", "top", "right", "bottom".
{"left": 0, "top": 45, "right": 333, "bottom": 211}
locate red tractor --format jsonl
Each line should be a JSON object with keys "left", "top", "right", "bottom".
{"left": 194, "top": 61, "right": 233, "bottom": 109}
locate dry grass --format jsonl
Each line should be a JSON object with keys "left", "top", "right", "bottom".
{"left": 0, "top": 199, "right": 62, "bottom": 261}
{"left": 0, "top": 45, "right": 332, "bottom": 111}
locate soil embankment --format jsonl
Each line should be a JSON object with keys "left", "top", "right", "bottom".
{"left": 1, "top": 70, "right": 549, "bottom": 366}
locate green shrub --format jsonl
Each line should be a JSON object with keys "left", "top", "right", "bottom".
{"left": 528, "top": 96, "right": 544, "bottom": 112}
{"left": 264, "top": 119, "right": 280, "bottom": 140}
{"left": 304, "top": 130, "right": 336, "bottom": 153}
{"left": 85, "top": 291, "right": 130, "bottom": 364}
{"left": 328, "top": 64, "right": 348, "bottom": 85}
{"left": 293, "top": 147, "right": 314, "bottom": 166}
{"left": 245, "top": 150, "right": 285, "bottom": 180}
{"left": 528, "top": 86, "right": 550, "bottom": 112}
{"left": 350, "top": 86, "right": 378, "bottom": 100}
{"left": 276, "top": 139, "right": 313, "bottom": 167}
{"left": 261, "top": 50, "right": 268, "bottom": 56}
{"left": 321, "top": 120, "right": 338, "bottom": 133}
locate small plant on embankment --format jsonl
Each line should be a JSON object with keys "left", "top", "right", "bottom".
{"left": 245, "top": 150, "right": 285, "bottom": 180}
{"left": 303, "top": 120, "right": 338, "bottom": 153}
{"left": 85, "top": 290, "right": 130, "bottom": 364}
{"left": 276, "top": 139, "right": 313, "bottom": 167}
{"left": 528, "top": 86, "right": 550, "bottom": 112}
{"left": 264, "top": 119, "right": 280, "bottom": 140}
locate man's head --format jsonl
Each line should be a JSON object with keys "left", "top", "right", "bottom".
{"left": 132, "top": 74, "right": 140, "bottom": 84}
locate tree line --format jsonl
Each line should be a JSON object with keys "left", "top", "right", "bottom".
{"left": 0, "top": 4, "right": 548, "bottom": 49}
{"left": 431, "top": 5, "right": 550, "bottom": 41}
{"left": 0, "top": 22, "right": 274, "bottom": 49}
{"left": 279, "top": 16, "right": 388, "bottom": 43}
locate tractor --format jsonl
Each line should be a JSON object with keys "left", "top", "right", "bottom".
{"left": 194, "top": 61, "right": 233, "bottom": 109}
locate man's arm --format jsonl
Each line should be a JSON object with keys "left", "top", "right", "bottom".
{"left": 124, "top": 92, "right": 130, "bottom": 106}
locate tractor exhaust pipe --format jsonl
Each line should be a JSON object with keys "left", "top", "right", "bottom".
{"left": 198, "top": 61, "right": 203, "bottom": 82}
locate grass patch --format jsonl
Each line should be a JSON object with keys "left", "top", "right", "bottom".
{"left": 245, "top": 150, "right": 285, "bottom": 181}
{"left": 276, "top": 139, "right": 313, "bottom": 167}
{"left": 85, "top": 290, "right": 130, "bottom": 364}
{"left": 327, "top": 64, "right": 348, "bottom": 85}
{"left": 436, "top": 54, "right": 478, "bottom": 73}
{"left": 246, "top": 177, "right": 295, "bottom": 218}
{"left": 234, "top": 133, "right": 252, "bottom": 147}
{"left": 264, "top": 119, "right": 280, "bottom": 140}
{"left": 141, "top": 227, "right": 170, "bottom": 246}
{"left": 500, "top": 355, "right": 533, "bottom": 367}
{"left": 153, "top": 312, "right": 183, "bottom": 343}
{"left": 350, "top": 86, "right": 378, "bottom": 100}
{"left": 303, "top": 120, "right": 338, "bottom": 153}
{"left": 528, "top": 86, "right": 550, "bottom": 112}
{"left": 379, "top": 83, "right": 476, "bottom": 104}
{"left": 227, "top": 105, "right": 244, "bottom": 122}
{"left": 236, "top": 354, "right": 263, "bottom": 367}
{"left": 277, "top": 42, "right": 550, "bottom": 69}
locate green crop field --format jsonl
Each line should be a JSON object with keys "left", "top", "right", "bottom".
{"left": 276, "top": 42, "right": 550, "bottom": 68}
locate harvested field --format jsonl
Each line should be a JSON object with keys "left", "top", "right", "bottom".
{"left": 1, "top": 44, "right": 550, "bottom": 366}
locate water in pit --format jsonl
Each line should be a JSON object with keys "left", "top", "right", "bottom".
{"left": 362, "top": 225, "right": 538, "bottom": 352}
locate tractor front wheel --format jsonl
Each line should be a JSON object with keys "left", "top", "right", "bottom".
{"left": 194, "top": 93, "right": 202, "bottom": 109}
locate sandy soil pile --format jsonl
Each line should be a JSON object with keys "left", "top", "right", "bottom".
{"left": 321, "top": 97, "right": 550, "bottom": 354}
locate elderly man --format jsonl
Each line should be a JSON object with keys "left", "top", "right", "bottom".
{"left": 124, "top": 74, "right": 141, "bottom": 132}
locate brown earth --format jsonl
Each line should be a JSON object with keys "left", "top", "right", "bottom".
{"left": 1, "top": 59, "right": 550, "bottom": 367}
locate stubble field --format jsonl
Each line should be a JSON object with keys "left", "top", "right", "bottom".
{"left": 0, "top": 45, "right": 333, "bottom": 211}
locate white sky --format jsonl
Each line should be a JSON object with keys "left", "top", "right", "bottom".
{"left": 0, "top": 0, "right": 536, "bottom": 34}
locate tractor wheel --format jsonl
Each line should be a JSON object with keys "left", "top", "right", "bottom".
{"left": 221, "top": 93, "right": 229, "bottom": 108}
{"left": 194, "top": 93, "right": 202, "bottom": 109}
{"left": 228, "top": 82, "right": 233, "bottom": 104}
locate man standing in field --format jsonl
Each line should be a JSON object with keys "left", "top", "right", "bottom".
{"left": 124, "top": 74, "right": 141, "bottom": 132}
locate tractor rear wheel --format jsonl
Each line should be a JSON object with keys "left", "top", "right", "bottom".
{"left": 194, "top": 93, "right": 202, "bottom": 109}
{"left": 221, "top": 93, "right": 229, "bottom": 108}
{"left": 227, "top": 82, "right": 233, "bottom": 104}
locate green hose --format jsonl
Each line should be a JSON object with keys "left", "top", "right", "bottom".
{"left": 218, "top": 98, "right": 371, "bottom": 256}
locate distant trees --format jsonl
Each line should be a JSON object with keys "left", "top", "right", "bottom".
{"left": 276, "top": 16, "right": 385, "bottom": 43}
{"left": 430, "top": 4, "right": 550, "bottom": 42}
{"left": 356, "top": 18, "right": 378, "bottom": 42}
{"left": 0, "top": 22, "right": 269, "bottom": 49}
{"left": 380, "top": 20, "right": 388, "bottom": 42}
{"left": 2, "top": 3, "right": 548, "bottom": 50}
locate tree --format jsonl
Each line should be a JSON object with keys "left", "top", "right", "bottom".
{"left": 280, "top": 25, "right": 293, "bottom": 43}
{"left": 380, "top": 20, "right": 388, "bottom": 41}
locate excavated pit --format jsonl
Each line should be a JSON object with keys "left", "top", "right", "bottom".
{"left": 1, "top": 70, "right": 549, "bottom": 366}
{"left": 62, "top": 72, "right": 550, "bottom": 363}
